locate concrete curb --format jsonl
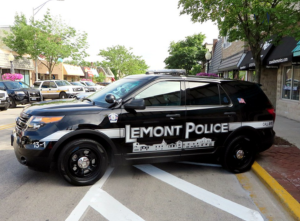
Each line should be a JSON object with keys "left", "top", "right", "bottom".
{"left": 252, "top": 161, "right": 300, "bottom": 221}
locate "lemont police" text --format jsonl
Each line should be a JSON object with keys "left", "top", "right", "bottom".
{"left": 125, "top": 122, "right": 229, "bottom": 143}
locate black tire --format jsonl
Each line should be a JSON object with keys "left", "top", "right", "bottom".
{"left": 3, "top": 103, "right": 9, "bottom": 110}
{"left": 58, "top": 139, "right": 108, "bottom": 186}
{"left": 9, "top": 97, "right": 16, "bottom": 108}
{"left": 222, "top": 136, "right": 257, "bottom": 173}
{"left": 59, "top": 92, "right": 68, "bottom": 99}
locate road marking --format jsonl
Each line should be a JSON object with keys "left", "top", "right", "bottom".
{"left": 89, "top": 189, "right": 144, "bottom": 221}
{"left": 0, "top": 123, "right": 15, "bottom": 131}
{"left": 66, "top": 167, "right": 114, "bottom": 221}
{"left": 134, "top": 164, "right": 264, "bottom": 221}
{"left": 178, "top": 161, "right": 222, "bottom": 167}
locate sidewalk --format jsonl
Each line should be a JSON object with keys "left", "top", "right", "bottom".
{"left": 256, "top": 115, "right": 300, "bottom": 203}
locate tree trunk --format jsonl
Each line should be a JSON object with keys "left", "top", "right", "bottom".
{"left": 254, "top": 53, "right": 262, "bottom": 84}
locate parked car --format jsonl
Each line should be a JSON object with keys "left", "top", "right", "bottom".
{"left": 70, "top": 81, "right": 96, "bottom": 92}
{"left": 33, "top": 80, "right": 85, "bottom": 99}
{"left": 0, "top": 86, "right": 10, "bottom": 110}
{"left": 80, "top": 81, "right": 104, "bottom": 91}
{"left": 97, "top": 82, "right": 111, "bottom": 87}
{"left": 12, "top": 70, "right": 275, "bottom": 186}
{"left": 0, "top": 81, "right": 42, "bottom": 108}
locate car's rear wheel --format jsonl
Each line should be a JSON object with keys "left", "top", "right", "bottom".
{"left": 58, "top": 139, "right": 108, "bottom": 186}
{"left": 222, "top": 136, "right": 257, "bottom": 173}
{"left": 59, "top": 92, "right": 68, "bottom": 99}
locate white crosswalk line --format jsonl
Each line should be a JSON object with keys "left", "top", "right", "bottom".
{"left": 134, "top": 164, "right": 263, "bottom": 221}
{"left": 90, "top": 189, "right": 144, "bottom": 221}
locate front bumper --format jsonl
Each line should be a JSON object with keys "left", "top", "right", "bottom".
{"left": 0, "top": 99, "right": 9, "bottom": 107}
{"left": 11, "top": 128, "right": 52, "bottom": 171}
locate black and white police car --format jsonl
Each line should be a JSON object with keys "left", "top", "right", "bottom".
{"left": 12, "top": 70, "right": 275, "bottom": 185}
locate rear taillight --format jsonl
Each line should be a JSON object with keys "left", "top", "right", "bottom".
{"left": 267, "top": 108, "right": 276, "bottom": 121}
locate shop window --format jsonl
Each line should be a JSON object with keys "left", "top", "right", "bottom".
{"left": 282, "top": 66, "right": 293, "bottom": 100}
{"left": 292, "top": 66, "right": 300, "bottom": 101}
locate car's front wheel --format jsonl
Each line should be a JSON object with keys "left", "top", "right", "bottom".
{"left": 58, "top": 139, "right": 108, "bottom": 186}
{"left": 59, "top": 92, "right": 68, "bottom": 99}
{"left": 222, "top": 135, "right": 257, "bottom": 173}
{"left": 9, "top": 97, "right": 16, "bottom": 108}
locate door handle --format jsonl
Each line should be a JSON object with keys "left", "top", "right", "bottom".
{"left": 166, "top": 114, "right": 181, "bottom": 118}
{"left": 224, "top": 112, "right": 236, "bottom": 115}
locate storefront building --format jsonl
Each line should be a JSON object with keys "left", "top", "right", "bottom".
{"left": 0, "top": 50, "right": 34, "bottom": 85}
{"left": 238, "top": 41, "right": 278, "bottom": 106}
{"left": 37, "top": 61, "right": 84, "bottom": 82}
{"left": 269, "top": 37, "right": 300, "bottom": 122}
{"left": 208, "top": 38, "right": 222, "bottom": 75}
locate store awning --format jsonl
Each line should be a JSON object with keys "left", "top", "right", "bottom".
{"left": 63, "top": 64, "right": 84, "bottom": 76}
{"left": 266, "top": 37, "right": 300, "bottom": 65}
{"left": 218, "top": 52, "right": 244, "bottom": 72}
{"left": 292, "top": 41, "right": 300, "bottom": 57}
{"left": 239, "top": 41, "right": 274, "bottom": 70}
{"left": 0, "top": 53, "right": 34, "bottom": 70}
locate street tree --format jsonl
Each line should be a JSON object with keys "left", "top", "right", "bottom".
{"left": 2, "top": 10, "right": 89, "bottom": 75}
{"left": 98, "top": 45, "right": 149, "bottom": 79}
{"left": 164, "top": 33, "right": 207, "bottom": 74}
{"left": 178, "top": 0, "right": 300, "bottom": 83}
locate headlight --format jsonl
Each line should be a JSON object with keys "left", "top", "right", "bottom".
{"left": 15, "top": 91, "right": 25, "bottom": 95}
{"left": 27, "top": 116, "right": 64, "bottom": 129}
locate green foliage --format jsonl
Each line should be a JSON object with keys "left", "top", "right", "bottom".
{"left": 178, "top": 0, "right": 300, "bottom": 83}
{"left": 164, "top": 33, "right": 207, "bottom": 74}
{"left": 93, "top": 72, "right": 106, "bottom": 83}
{"left": 2, "top": 10, "right": 89, "bottom": 74}
{"left": 98, "top": 45, "right": 149, "bottom": 79}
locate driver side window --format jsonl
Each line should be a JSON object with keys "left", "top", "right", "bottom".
{"left": 135, "top": 81, "right": 181, "bottom": 106}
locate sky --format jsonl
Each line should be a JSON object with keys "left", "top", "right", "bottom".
{"left": 0, "top": 0, "right": 219, "bottom": 69}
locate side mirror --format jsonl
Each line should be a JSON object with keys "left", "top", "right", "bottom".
{"left": 124, "top": 99, "right": 145, "bottom": 110}
{"left": 0, "top": 86, "right": 5, "bottom": 91}
{"left": 105, "top": 93, "right": 116, "bottom": 104}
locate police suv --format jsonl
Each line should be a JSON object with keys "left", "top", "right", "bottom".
{"left": 12, "top": 70, "right": 275, "bottom": 186}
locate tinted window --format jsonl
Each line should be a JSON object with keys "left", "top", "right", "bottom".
{"left": 187, "top": 82, "right": 219, "bottom": 105}
{"left": 42, "top": 82, "right": 50, "bottom": 89}
{"left": 33, "top": 82, "right": 41, "bottom": 88}
{"left": 85, "top": 82, "right": 96, "bottom": 86}
{"left": 71, "top": 82, "right": 83, "bottom": 86}
{"left": 135, "top": 81, "right": 181, "bottom": 106}
{"left": 219, "top": 85, "right": 230, "bottom": 105}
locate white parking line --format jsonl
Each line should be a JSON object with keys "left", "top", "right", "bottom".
{"left": 66, "top": 167, "right": 114, "bottom": 221}
{"left": 89, "top": 189, "right": 144, "bottom": 221}
{"left": 134, "top": 164, "right": 263, "bottom": 221}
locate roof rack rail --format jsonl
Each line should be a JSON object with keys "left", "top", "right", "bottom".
{"left": 145, "top": 69, "right": 186, "bottom": 76}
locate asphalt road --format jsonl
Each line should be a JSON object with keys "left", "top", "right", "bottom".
{"left": 0, "top": 106, "right": 293, "bottom": 221}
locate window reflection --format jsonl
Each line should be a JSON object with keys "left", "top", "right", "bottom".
{"left": 282, "top": 67, "right": 292, "bottom": 99}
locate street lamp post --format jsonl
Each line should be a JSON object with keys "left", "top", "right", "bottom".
{"left": 8, "top": 53, "right": 15, "bottom": 74}
{"left": 32, "top": 0, "right": 64, "bottom": 82}
{"left": 205, "top": 51, "right": 212, "bottom": 73}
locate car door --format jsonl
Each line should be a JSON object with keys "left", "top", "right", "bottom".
{"left": 183, "top": 81, "right": 241, "bottom": 157}
{"left": 40, "top": 82, "right": 50, "bottom": 99}
{"left": 116, "top": 80, "right": 186, "bottom": 161}
{"left": 49, "top": 81, "right": 58, "bottom": 99}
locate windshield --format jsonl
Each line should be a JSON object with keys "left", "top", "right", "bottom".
{"left": 85, "top": 82, "right": 96, "bottom": 86}
{"left": 71, "top": 82, "right": 84, "bottom": 86}
{"left": 88, "top": 78, "right": 145, "bottom": 107}
{"left": 4, "top": 81, "right": 30, "bottom": 89}
{"left": 56, "top": 81, "right": 71, "bottom": 86}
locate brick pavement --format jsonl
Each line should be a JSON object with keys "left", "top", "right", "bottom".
{"left": 256, "top": 143, "right": 300, "bottom": 203}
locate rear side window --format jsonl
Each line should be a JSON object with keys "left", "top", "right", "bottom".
{"left": 222, "top": 81, "right": 272, "bottom": 108}
{"left": 186, "top": 82, "right": 220, "bottom": 105}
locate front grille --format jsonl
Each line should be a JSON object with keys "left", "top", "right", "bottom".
{"left": 90, "top": 88, "right": 96, "bottom": 92}
{"left": 29, "top": 92, "right": 39, "bottom": 97}
{"left": 0, "top": 93, "right": 5, "bottom": 98}
{"left": 16, "top": 113, "right": 31, "bottom": 130}
{"left": 77, "top": 87, "right": 83, "bottom": 91}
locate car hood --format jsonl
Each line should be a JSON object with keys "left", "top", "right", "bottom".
{"left": 22, "top": 99, "right": 107, "bottom": 116}
{"left": 7, "top": 88, "right": 40, "bottom": 94}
